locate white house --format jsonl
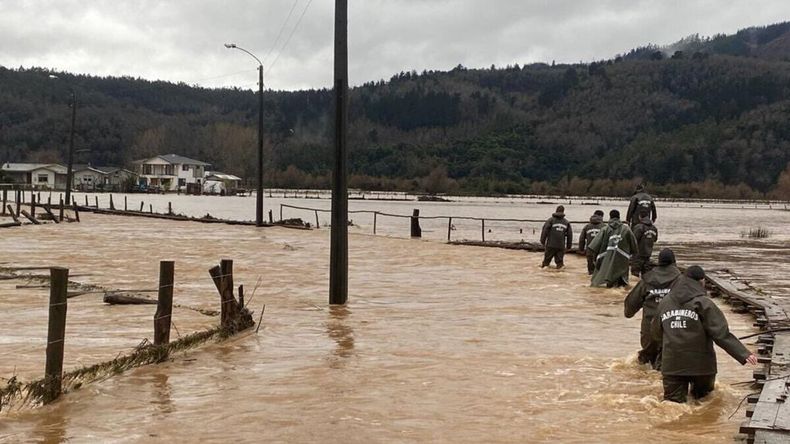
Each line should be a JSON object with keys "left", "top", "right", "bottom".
{"left": 204, "top": 171, "right": 243, "bottom": 195}
{"left": 73, "top": 165, "right": 137, "bottom": 192}
{"left": 132, "top": 154, "right": 211, "bottom": 192}
{"left": 1, "top": 163, "right": 68, "bottom": 190}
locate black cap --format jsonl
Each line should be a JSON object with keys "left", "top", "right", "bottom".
{"left": 658, "top": 248, "right": 675, "bottom": 266}
{"left": 593, "top": 210, "right": 604, "bottom": 217}
{"left": 610, "top": 209, "right": 620, "bottom": 219}
{"left": 555, "top": 205, "right": 565, "bottom": 213}
{"left": 686, "top": 265, "right": 705, "bottom": 281}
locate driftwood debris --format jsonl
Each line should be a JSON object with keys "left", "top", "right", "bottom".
{"left": 103, "top": 292, "right": 157, "bottom": 305}
{"left": 20, "top": 210, "right": 40, "bottom": 225}
{"left": 208, "top": 259, "right": 254, "bottom": 334}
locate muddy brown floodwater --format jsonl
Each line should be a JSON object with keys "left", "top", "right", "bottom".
{"left": 0, "top": 200, "right": 778, "bottom": 443}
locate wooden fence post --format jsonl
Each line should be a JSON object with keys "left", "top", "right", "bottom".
{"left": 74, "top": 205, "right": 80, "bottom": 222}
{"left": 314, "top": 210, "right": 320, "bottom": 228}
{"left": 154, "top": 260, "right": 174, "bottom": 347}
{"left": 44, "top": 267, "right": 69, "bottom": 404}
{"left": 447, "top": 217, "right": 453, "bottom": 242}
{"left": 168, "top": 202, "right": 172, "bottom": 215}
{"left": 124, "top": 196, "right": 128, "bottom": 211}
{"left": 149, "top": 204, "right": 153, "bottom": 213}
{"left": 58, "top": 196, "right": 64, "bottom": 221}
{"left": 268, "top": 210, "right": 273, "bottom": 224}
{"left": 94, "top": 196, "right": 98, "bottom": 208}
{"left": 1, "top": 189, "right": 6, "bottom": 215}
{"left": 31, "top": 194, "right": 36, "bottom": 218}
{"left": 140, "top": 201, "right": 144, "bottom": 212}
{"left": 6, "top": 205, "right": 20, "bottom": 224}
{"left": 84, "top": 195, "right": 89, "bottom": 207}
{"left": 208, "top": 259, "right": 241, "bottom": 330}
{"left": 279, "top": 205, "right": 283, "bottom": 222}
{"left": 109, "top": 194, "right": 115, "bottom": 210}
{"left": 16, "top": 190, "right": 21, "bottom": 217}
{"left": 410, "top": 209, "right": 422, "bottom": 238}
{"left": 373, "top": 211, "right": 377, "bottom": 235}
{"left": 481, "top": 219, "right": 486, "bottom": 242}
{"left": 238, "top": 284, "right": 244, "bottom": 309}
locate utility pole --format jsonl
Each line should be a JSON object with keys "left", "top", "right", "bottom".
{"left": 64, "top": 89, "right": 76, "bottom": 221}
{"left": 257, "top": 64, "right": 264, "bottom": 227}
{"left": 329, "top": 0, "right": 348, "bottom": 305}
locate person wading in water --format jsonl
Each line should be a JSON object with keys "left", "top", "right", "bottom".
{"left": 651, "top": 265, "right": 758, "bottom": 403}
{"left": 624, "top": 248, "right": 680, "bottom": 369}
{"left": 578, "top": 210, "right": 605, "bottom": 275}
{"left": 588, "top": 209, "right": 637, "bottom": 288}
{"left": 626, "top": 183, "right": 657, "bottom": 227}
{"left": 540, "top": 205, "right": 572, "bottom": 269}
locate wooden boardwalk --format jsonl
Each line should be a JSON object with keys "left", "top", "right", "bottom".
{"left": 706, "top": 271, "right": 790, "bottom": 444}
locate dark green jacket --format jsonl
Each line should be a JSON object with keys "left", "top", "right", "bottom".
{"left": 624, "top": 265, "right": 681, "bottom": 348}
{"left": 540, "top": 212, "right": 572, "bottom": 250}
{"left": 578, "top": 214, "right": 604, "bottom": 251}
{"left": 632, "top": 218, "right": 658, "bottom": 258}
{"left": 627, "top": 192, "right": 657, "bottom": 224}
{"left": 651, "top": 276, "right": 751, "bottom": 376}
{"left": 588, "top": 218, "right": 637, "bottom": 287}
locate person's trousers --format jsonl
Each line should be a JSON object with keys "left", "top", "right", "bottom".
{"left": 543, "top": 248, "right": 565, "bottom": 267}
{"left": 638, "top": 319, "right": 661, "bottom": 369}
{"left": 662, "top": 374, "right": 716, "bottom": 403}
{"left": 630, "top": 255, "right": 653, "bottom": 277}
{"left": 585, "top": 251, "right": 596, "bottom": 275}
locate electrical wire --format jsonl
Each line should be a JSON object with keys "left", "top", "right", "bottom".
{"left": 265, "top": 0, "right": 315, "bottom": 77}
{"left": 263, "top": 0, "right": 301, "bottom": 63}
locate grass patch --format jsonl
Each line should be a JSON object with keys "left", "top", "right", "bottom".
{"left": 741, "top": 227, "right": 771, "bottom": 238}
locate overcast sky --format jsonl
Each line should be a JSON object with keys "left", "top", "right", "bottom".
{"left": 2, "top": 0, "right": 789, "bottom": 91}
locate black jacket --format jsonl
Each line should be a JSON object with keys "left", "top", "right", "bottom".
{"left": 632, "top": 217, "right": 658, "bottom": 258}
{"left": 627, "top": 192, "right": 657, "bottom": 224}
{"left": 578, "top": 214, "right": 604, "bottom": 251}
{"left": 624, "top": 264, "right": 681, "bottom": 321}
{"left": 651, "top": 276, "right": 751, "bottom": 376}
{"left": 540, "top": 212, "right": 572, "bottom": 250}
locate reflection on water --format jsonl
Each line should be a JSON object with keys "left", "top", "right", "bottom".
{"left": 327, "top": 306, "right": 355, "bottom": 367}
{"left": 0, "top": 203, "right": 775, "bottom": 442}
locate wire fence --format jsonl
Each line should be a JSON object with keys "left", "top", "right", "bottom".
{"left": 279, "top": 203, "right": 589, "bottom": 243}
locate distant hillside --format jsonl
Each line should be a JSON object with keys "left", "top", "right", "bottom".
{"left": 623, "top": 22, "right": 790, "bottom": 61}
{"left": 2, "top": 22, "right": 790, "bottom": 199}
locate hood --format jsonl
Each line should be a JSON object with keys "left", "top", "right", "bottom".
{"left": 644, "top": 265, "right": 680, "bottom": 288}
{"left": 608, "top": 218, "right": 622, "bottom": 229}
{"left": 552, "top": 212, "right": 565, "bottom": 218}
{"left": 589, "top": 214, "right": 603, "bottom": 224}
{"left": 670, "top": 275, "right": 706, "bottom": 305}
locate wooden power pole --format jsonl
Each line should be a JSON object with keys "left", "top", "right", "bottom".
{"left": 329, "top": 0, "right": 349, "bottom": 305}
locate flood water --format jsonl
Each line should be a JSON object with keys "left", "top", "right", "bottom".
{"left": 0, "top": 193, "right": 786, "bottom": 443}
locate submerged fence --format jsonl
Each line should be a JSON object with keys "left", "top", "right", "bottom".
{"left": 279, "top": 203, "right": 589, "bottom": 243}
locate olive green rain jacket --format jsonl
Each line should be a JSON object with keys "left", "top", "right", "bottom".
{"left": 651, "top": 276, "right": 751, "bottom": 376}
{"left": 588, "top": 218, "right": 638, "bottom": 287}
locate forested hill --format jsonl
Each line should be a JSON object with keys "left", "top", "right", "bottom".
{"left": 2, "top": 22, "right": 790, "bottom": 199}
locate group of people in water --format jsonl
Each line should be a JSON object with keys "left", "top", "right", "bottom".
{"left": 540, "top": 184, "right": 758, "bottom": 403}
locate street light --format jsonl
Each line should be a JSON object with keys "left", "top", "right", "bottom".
{"left": 49, "top": 75, "right": 76, "bottom": 220}
{"left": 225, "top": 43, "right": 265, "bottom": 226}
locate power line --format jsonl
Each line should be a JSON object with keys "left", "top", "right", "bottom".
{"left": 265, "top": 0, "right": 315, "bottom": 77}
{"left": 263, "top": 0, "right": 301, "bottom": 64}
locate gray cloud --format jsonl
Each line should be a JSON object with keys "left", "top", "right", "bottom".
{"left": 1, "top": 0, "right": 789, "bottom": 91}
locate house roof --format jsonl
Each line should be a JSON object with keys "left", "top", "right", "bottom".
{"left": 1, "top": 163, "right": 67, "bottom": 174}
{"left": 205, "top": 171, "right": 242, "bottom": 181}
{"left": 74, "top": 165, "right": 137, "bottom": 175}
{"left": 133, "top": 154, "right": 211, "bottom": 166}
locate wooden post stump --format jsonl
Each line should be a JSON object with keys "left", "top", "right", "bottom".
{"left": 410, "top": 209, "right": 422, "bottom": 238}
{"left": 154, "top": 260, "right": 174, "bottom": 348}
{"left": 168, "top": 202, "right": 172, "bottom": 215}
{"left": 149, "top": 204, "right": 153, "bottom": 213}
{"left": 209, "top": 259, "right": 241, "bottom": 331}
{"left": 124, "top": 196, "right": 128, "bottom": 211}
{"left": 140, "top": 201, "right": 144, "bottom": 212}
{"left": 6, "top": 205, "right": 20, "bottom": 224}
{"left": 44, "top": 267, "right": 69, "bottom": 404}
{"left": 1, "top": 189, "right": 6, "bottom": 215}
{"left": 238, "top": 284, "right": 244, "bottom": 309}
{"left": 268, "top": 210, "right": 273, "bottom": 224}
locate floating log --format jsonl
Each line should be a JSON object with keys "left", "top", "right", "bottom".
{"left": 43, "top": 205, "right": 59, "bottom": 224}
{"left": 103, "top": 292, "right": 157, "bottom": 305}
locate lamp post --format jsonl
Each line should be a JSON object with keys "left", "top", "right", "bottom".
{"left": 225, "top": 43, "right": 265, "bottom": 227}
{"left": 49, "top": 75, "right": 76, "bottom": 220}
